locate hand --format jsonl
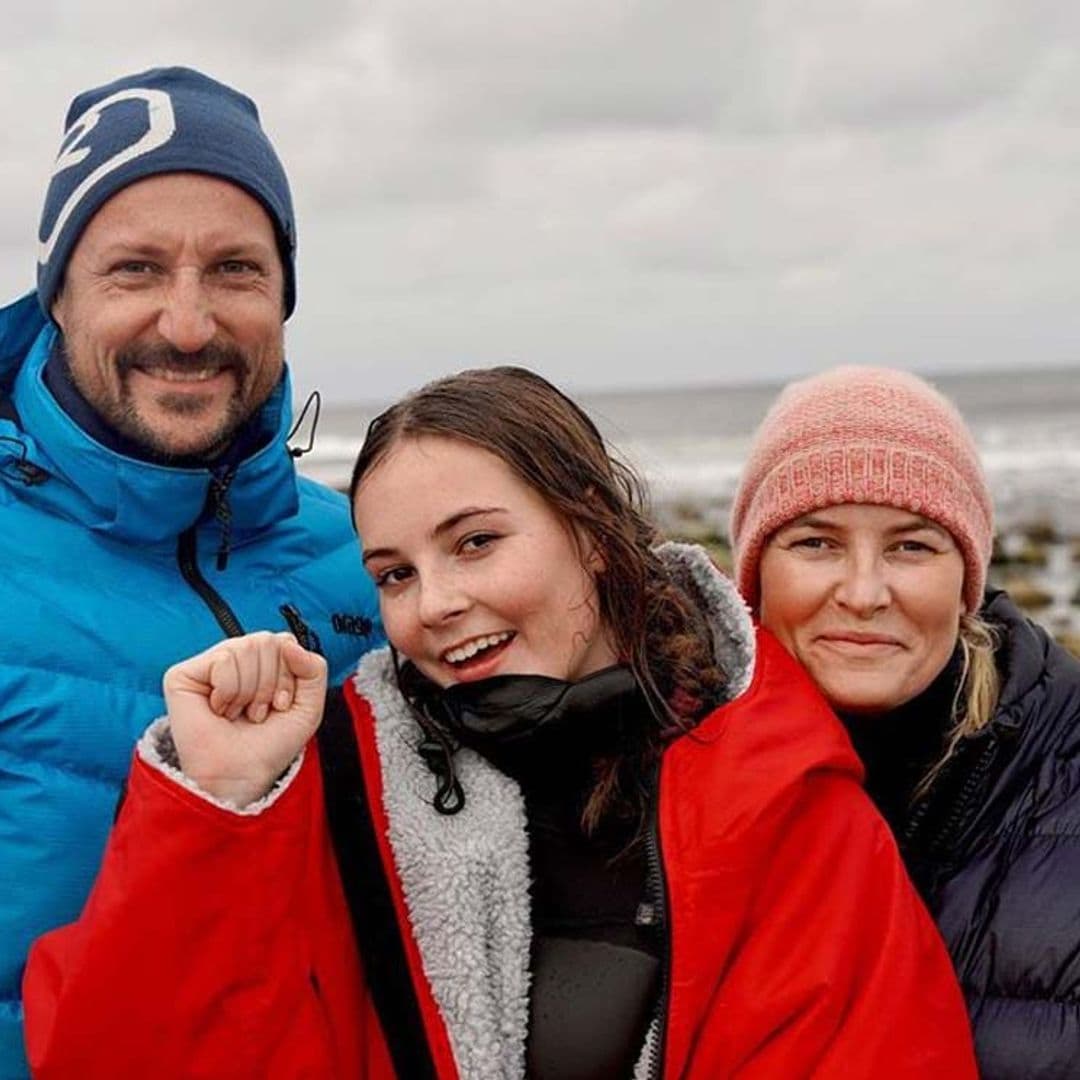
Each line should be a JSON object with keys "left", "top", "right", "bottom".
{"left": 163, "top": 631, "right": 328, "bottom": 807}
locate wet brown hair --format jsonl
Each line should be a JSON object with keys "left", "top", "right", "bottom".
{"left": 350, "top": 365, "right": 727, "bottom": 828}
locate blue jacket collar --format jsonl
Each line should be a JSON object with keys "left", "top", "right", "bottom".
{"left": 0, "top": 292, "right": 300, "bottom": 546}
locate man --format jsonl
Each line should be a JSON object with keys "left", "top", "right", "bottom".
{"left": 0, "top": 67, "right": 382, "bottom": 1076}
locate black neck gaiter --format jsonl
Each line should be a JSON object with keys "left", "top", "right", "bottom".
{"left": 839, "top": 647, "right": 964, "bottom": 831}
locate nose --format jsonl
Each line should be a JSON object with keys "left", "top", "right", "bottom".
{"left": 834, "top": 551, "right": 890, "bottom": 617}
{"left": 417, "top": 567, "right": 470, "bottom": 628}
{"left": 156, "top": 269, "right": 217, "bottom": 353}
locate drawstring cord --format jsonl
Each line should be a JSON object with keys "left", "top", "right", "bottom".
{"left": 287, "top": 389, "right": 321, "bottom": 459}
{"left": 0, "top": 434, "right": 48, "bottom": 486}
{"left": 392, "top": 649, "right": 466, "bottom": 815}
{"left": 282, "top": 609, "right": 466, "bottom": 812}
{"left": 203, "top": 389, "right": 321, "bottom": 572}
{"left": 418, "top": 721, "right": 467, "bottom": 816}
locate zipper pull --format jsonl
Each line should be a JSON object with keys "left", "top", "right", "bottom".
{"left": 208, "top": 464, "right": 237, "bottom": 571}
{"left": 635, "top": 901, "right": 661, "bottom": 928}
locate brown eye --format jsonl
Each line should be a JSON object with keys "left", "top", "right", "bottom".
{"left": 894, "top": 540, "right": 934, "bottom": 554}
{"left": 790, "top": 536, "right": 830, "bottom": 550}
{"left": 374, "top": 565, "right": 414, "bottom": 589}
{"left": 112, "top": 261, "right": 158, "bottom": 275}
{"left": 459, "top": 532, "right": 498, "bottom": 554}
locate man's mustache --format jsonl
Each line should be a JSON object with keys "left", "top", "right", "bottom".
{"left": 115, "top": 343, "right": 248, "bottom": 379}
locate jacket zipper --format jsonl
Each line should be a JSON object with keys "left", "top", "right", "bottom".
{"left": 280, "top": 603, "right": 324, "bottom": 656}
{"left": 643, "top": 761, "right": 671, "bottom": 1080}
{"left": 920, "top": 739, "right": 1000, "bottom": 858}
{"left": 902, "top": 735, "right": 1001, "bottom": 896}
{"left": 176, "top": 525, "right": 244, "bottom": 638}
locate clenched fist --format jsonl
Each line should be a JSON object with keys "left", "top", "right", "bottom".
{"left": 163, "top": 631, "right": 328, "bottom": 808}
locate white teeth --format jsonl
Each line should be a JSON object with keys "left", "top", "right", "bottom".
{"left": 444, "top": 631, "right": 513, "bottom": 665}
{"left": 143, "top": 367, "right": 225, "bottom": 383}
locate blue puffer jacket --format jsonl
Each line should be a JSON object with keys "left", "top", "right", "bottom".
{"left": 0, "top": 292, "right": 383, "bottom": 1078}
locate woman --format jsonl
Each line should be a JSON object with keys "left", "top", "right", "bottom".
{"left": 25, "top": 367, "right": 975, "bottom": 1078}
{"left": 731, "top": 364, "right": 1080, "bottom": 1079}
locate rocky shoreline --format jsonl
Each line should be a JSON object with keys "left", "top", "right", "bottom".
{"left": 322, "top": 468, "right": 1080, "bottom": 658}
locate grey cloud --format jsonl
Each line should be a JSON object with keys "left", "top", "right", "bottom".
{"left": 745, "top": 1, "right": 1078, "bottom": 131}
{"left": 38, "top": 0, "right": 358, "bottom": 58}
{"left": 377, "top": 0, "right": 748, "bottom": 134}
{"left": 4, "top": 0, "right": 1080, "bottom": 401}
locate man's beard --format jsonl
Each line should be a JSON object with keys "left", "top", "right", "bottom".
{"left": 110, "top": 341, "right": 258, "bottom": 461}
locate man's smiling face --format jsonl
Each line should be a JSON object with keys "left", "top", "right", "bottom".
{"left": 50, "top": 172, "right": 285, "bottom": 459}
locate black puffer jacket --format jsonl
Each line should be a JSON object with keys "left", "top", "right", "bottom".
{"left": 879, "top": 591, "right": 1080, "bottom": 1079}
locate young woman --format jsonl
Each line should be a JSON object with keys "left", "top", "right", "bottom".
{"left": 25, "top": 367, "right": 976, "bottom": 1078}
{"left": 731, "top": 364, "right": 1080, "bottom": 1079}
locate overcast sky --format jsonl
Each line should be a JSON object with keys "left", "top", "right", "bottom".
{"left": 2, "top": 0, "right": 1079, "bottom": 403}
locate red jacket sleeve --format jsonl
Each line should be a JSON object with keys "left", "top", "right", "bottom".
{"left": 662, "top": 631, "right": 977, "bottom": 1078}
{"left": 23, "top": 748, "right": 393, "bottom": 1080}
{"left": 684, "top": 767, "right": 976, "bottom": 1077}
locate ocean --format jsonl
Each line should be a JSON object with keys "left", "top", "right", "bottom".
{"left": 301, "top": 366, "right": 1080, "bottom": 534}
{"left": 299, "top": 365, "right": 1080, "bottom": 641}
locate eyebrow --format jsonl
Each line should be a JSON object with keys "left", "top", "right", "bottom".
{"left": 99, "top": 238, "right": 274, "bottom": 261}
{"left": 780, "top": 514, "right": 837, "bottom": 531}
{"left": 780, "top": 512, "right": 950, "bottom": 537}
{"left": 97, "top": 240, "right": 171, "bottom": 260}
{"left": 361, "top": 506, "right": 506, "bottom": 564}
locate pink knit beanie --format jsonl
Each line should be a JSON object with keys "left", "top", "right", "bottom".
{"left": 730, "top": 366, "right": 993, "bottom": 613}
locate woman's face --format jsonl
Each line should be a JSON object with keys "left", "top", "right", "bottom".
{"left": 758, "top": 504, "right": 966, "bottom": 715}
{"left": 353, "top": 435, "right": 617, "bottom": 688}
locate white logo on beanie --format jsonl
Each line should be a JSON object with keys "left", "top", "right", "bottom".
{"left": 38, "top": 88, "right": 176, "bottom": 265}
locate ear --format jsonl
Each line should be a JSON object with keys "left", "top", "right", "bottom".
{"left": 577, "top": 526, "right": 607, "bottom": 575}
{"left": 586, "top": 542, "right": 606, "bottom": 575}
{"left": 50, "top": 291, "right": 67, "bottom": 333}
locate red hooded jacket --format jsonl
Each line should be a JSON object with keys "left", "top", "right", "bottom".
{"left": 25, "top": 626, "right": 976, "bottom": 1078}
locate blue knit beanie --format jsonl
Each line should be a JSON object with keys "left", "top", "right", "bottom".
{"left": 37, "top": 66, "right": 297, "bottom": 318}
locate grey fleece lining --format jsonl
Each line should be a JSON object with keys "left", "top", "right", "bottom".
{"left": 135, "top": 546, "right": 756, "bottom": 1076}
{"left": 356, "top": 544, "right": 756, "bottom": 1079}
{"left": 136, "top": 716, "right": 305, "bottom": 816}
{"left": 356, "top": 653, "right": 532, "bottom": 1079}
{"left": 655, "top": 541, "right": 755, "bottom": 701}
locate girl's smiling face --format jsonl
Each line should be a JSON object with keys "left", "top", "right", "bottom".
{"left": 353, "top": 435, "right": 617, "bottom": 688}
{"left": 758, "top": 503, "right": 966, "bottom": 715}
